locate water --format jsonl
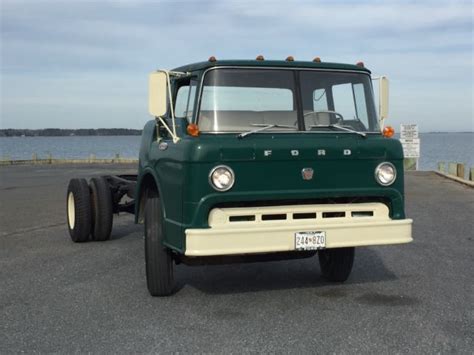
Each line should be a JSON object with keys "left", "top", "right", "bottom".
{"left": 412, "top": 133, "right": 474, "bottom": 171}
{"left": 0, "top": 136, "right": 141, "bottom": 160}
{"left": 1, "top": 133, "right": 473, "bottom": 171}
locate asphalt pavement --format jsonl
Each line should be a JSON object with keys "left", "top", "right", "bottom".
{"left": 0, "top": 164, "right": 473, "bottom": 353}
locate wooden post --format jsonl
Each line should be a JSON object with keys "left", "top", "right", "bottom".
{"left": 470, "top": 168, "right": 474, "bottom": 181}
{"left": 438, "top": 162, "right": 445, "bottom": 173}
{"left": 448, "top": 162, "right": 457, "bottom": 175}
{"left": 404, "top": 158, "right": 417, "bottom": 171}
{"left": 456, "top": 163, "right": 465, "bottom": 179}
{"left": 47, "top": 153, "right": 52, "bottom": 164}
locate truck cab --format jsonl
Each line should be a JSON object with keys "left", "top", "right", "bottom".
{"left": 137, "top": 57, "right": 413, "bottom": 296}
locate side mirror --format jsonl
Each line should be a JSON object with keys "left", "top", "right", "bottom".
{"left": 148, "top": 71, "right": 168, "bottom": 117}
{"left": 378, "top": 76, "right": 389, "bottom": 122}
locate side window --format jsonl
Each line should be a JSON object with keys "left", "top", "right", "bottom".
{"left": 353, "top": 83, "right": 369, "bottom": 127}
{"left": 332, "top": 83, "right": 356, "bottom": 120}
{"left": 175, "top": 80, "right": 197, "bottom": 121}
{"left": 312, "top": 89, "right": 328, "bottom": 111}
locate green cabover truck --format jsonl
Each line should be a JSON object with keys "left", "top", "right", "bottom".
{"left": 66, "top": 57, "right": 413, "bottom": 296}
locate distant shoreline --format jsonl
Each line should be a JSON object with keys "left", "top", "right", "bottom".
{"left": 0, "top": 129, "right": 142, "bottom": 137}
{"left": 0, "top": 129, "right": 472, "bottom": 137}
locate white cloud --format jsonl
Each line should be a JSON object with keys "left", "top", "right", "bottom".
{"left": 1, "top": 0, "right": 472, "bottom": 130}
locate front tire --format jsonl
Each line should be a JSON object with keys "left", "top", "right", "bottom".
{"left": 144, "top": 190, "right": 174, "bottom": 296}
{"left": 318, "top": 247, "right": 355, "bottom": 282}
{"left": 67, "top": 178, "right": 92, "bottom": 242}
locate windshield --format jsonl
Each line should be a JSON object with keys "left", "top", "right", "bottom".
{"left": 197, "top": 68, "right": 379, "bottom": 133}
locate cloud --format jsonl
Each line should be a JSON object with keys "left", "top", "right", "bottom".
{"left": 1, "top": 0, "right": 472, "bottom": 130}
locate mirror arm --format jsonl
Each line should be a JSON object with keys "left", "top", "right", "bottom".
{"left": 155, "top": 116, "right": 178, "bottom": 143}
{"left": 154, "top": 69, "right": 189, "bottom": 144}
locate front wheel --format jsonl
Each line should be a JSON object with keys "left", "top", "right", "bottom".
{"left": 318, "top": 247, "right": 355, "bottom": 282}
{"left": 144, "top": 191, "right": 174, "bottom": 296}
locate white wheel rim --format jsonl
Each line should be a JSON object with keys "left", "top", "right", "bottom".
{"left": 67, "top": 192, "right": 75, "bottom": 229}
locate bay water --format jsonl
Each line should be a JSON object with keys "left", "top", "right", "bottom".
{"left": 1, "top": 133, "right": 473, "bottom": 171}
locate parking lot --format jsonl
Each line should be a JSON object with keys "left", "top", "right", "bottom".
{"left": 1, "top": 164, "right": 473, "bottom": 353}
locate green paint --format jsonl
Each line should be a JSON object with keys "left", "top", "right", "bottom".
{"left": 136, "top": 61, "right": 406, "bottom": 254}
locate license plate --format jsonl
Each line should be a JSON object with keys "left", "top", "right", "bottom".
{"left": 295, "top": 231, "right": 326, "bottom": 250}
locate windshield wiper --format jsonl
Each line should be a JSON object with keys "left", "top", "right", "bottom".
{"left": 310, "top": 124, "right": 367, "bottom": 138}
{"left": 237, "top": 124, "right": 297, "bottom": 139}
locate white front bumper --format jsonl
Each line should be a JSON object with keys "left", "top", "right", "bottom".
{"left": 184, "top": 203, "right": 413, "bottom": 256}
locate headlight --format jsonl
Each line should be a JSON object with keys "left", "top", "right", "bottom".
{"left": 375, "top": 162, "right": 397, "bottom": 186}
{"left": 209, "top": 165, "right": 235, "bottom": 191}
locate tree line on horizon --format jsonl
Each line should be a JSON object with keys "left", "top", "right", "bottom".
{"left": 0, "top": 128, "right": 143, "bottom": 137}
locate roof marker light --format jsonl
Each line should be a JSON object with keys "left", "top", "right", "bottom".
{"left": 208, "top": 56, "right": 217, "bottom": 62}
{"left": 256, "top": 55, "right": 265, "bottom": 61}
{"left": 285, "top": 56, "right": 294, "bottom": 62}
{"left": 356, "top": 61, "right": 365, "bottom": 67}
{"left": 313, "top": 57, "right": 321, "bottom": 63}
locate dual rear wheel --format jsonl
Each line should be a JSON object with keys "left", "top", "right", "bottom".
{"left": 66, "top": 177, "right": 113, "bottom": 242}
{"left": 66, "top": 178, "right": 174, "bottom": 296}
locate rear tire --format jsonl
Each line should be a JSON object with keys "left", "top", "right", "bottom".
{"left": 67, "top": 178, "right": 91, "bottom": 242}
{"left": 89, "top": 177, "right": 113, "bottom": 241}
{"left": 144, "top": 190, "right": 174, "bottom": 296}
{"left": 318, "top": 247, "right": 355, "bottom": 282}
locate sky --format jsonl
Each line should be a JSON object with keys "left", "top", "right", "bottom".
{"left": 1, "top": 0, "right": 473, "bottom": 132}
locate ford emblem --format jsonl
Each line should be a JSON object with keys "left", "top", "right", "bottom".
{"left": 301, "top": 168, "right": 314, "bottom": 180}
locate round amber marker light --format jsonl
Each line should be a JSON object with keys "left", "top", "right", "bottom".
{"left": 187, "top": 123, "right": 200, "bottom": 137}
{"left": 383, "top": 126, "right": 395, "bottom": 138}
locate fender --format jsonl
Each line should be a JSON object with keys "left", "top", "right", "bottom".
{"left": 134, "top": 166, "right": 164, "bottom": 224}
